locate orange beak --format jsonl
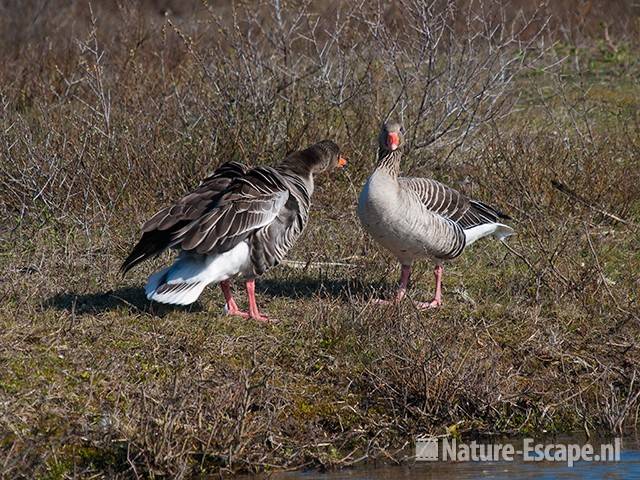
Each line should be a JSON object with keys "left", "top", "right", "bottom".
{"left": 337, "top": 156, "right": 348, "bottom": 168}
{"left": 388, "top": 132, "right": 400, "bottom": 150}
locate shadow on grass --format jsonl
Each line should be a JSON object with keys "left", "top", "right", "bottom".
{"left": 44, "top": 276, "right": 390, "bottom": 316}
{"left": 257, "top": 276, "right": 388, "bottom": 301}
{"left": 44, "top": 287, "right": 205, "bottom": 316}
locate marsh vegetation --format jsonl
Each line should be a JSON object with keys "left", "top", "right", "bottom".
{"left": 1, "top": 0, "right": 639, "bottom": 477}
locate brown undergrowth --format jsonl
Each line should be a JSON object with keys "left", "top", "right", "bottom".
{"left": 1, "top": 1, "right": 639, "bottom": 477}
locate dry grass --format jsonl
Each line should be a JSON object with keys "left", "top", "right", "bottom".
{"left": 1, "top": 1, "right": 639, "bottom": 477}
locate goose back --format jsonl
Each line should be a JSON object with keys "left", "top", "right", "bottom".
{"left": 121, "top": 161, "right": 246, "bottom": 273}
{"left": 400, "top": 177, "right": 510, "bottom": 229}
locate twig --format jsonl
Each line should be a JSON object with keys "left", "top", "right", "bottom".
{"left": 583, "top": 223, "right": 638, "bottom": 323}
{"left": 552, "top": 180, "right": 636, "bottom": 227}
{"left": 281, "top": 260, "right": 358, "bottom": 269}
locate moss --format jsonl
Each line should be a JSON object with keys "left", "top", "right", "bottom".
{"left": 74, "top": 443, "right": 129, "bottom": 473}
{"left": 43, "top": 459, "right": 73, "bottom": 480}
{"left": 1, "top": 7, "right": 639, "bottom": 477}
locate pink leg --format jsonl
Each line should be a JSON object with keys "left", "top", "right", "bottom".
{"left": 245, "top": 279, "right": 274, "bottom": 323}
{"left": 373, "top": 265, "right": 412, "bottom": 305}
{"left": 395, "top": 265, "right": 412, "bottom": 302}
{"left": 220, "top": 280, "right": 249, "bottom": 318}
{"left": 415, "top": 264, "right": 443, "bottom": 309}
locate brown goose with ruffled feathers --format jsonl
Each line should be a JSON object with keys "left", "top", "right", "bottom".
{"left": 122, "top": 140, "right": 346, "bottom": 321}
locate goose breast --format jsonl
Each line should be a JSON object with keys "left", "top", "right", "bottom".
{"left": 358, "top": 171, "right": 464, "bottom": 264}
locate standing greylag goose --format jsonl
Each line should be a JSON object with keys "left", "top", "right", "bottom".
{"left": 121, "top": 140, "right": 346, "bottom": 322}
{"left": 357, "top": 122, "right": 514, "bottom": 308}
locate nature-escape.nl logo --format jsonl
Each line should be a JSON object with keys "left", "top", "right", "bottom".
{"left": 415, "top": 436, "right": 621, "bottom": 467}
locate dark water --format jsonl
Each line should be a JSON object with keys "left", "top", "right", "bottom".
{"left": 276, "top": 435, "right": 640, "bottom": 480}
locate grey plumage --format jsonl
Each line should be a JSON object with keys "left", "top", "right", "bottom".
{"left": 358, "top": 121, "right": 513, "bottom": 267}
{"left": 122, "top": 140, "right": 342, "bottom": 307}
{"left": 399, "top": 177, "right": 511, "bottom": 259}
{"left": 357, "top": 122, "right": 513, "bottom": 308}
{"left": 121, "top": 161, "right": 247, "bottom": 273}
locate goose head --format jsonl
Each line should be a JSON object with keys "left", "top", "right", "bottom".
{"left": 279, "top": 140, "right": 346, "bottom": 178}
{"left": 302, "top": 139, "right": 347, "bottom": 173}
{"left": 378, "top": 122, "right": 405, "bottom": 153}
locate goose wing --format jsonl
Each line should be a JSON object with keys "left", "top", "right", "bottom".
{"left": 400, "top": 177, "right": 510, "bottom": 229}
{"left": 121, "top": 161, "right": 246, "bottom": 273}
{"left": 121, "top": 163, "right": 288, "bottom": 273}
{"left": 141, "top": 161, "right": 247, "bottom": 233}
{"left": 175, "top": 167, "right": 289, "bottom": 255}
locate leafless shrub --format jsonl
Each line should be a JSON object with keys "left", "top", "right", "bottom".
{"left": 1, "top": 0, "right": 639, "bottom": 477}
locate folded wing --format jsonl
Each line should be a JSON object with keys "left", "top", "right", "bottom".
{"left": 175, "top": 187, "right": 288, "bottom": 254}
{"left": 121, "top": 163, "right": 289, "bottom": 273}
{"left": 400, "top": 177, "right": 510, "bottom": 229}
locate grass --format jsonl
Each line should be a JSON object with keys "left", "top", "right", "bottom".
{"left": 1, "top": 0, "right": 640, "bottom": 477}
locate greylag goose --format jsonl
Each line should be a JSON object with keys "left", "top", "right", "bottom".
{"left": 357, "top": 122, "right": 514, "bottom": 308}
{"left": 121, "top": 140, "right": 346, "bottom": 321}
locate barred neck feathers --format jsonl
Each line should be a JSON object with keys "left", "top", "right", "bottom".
{"left": 376, "top": 148, "right": 402, "bottom": 178}
{"left": 276, "top": 162, "right": 315, "bottom": 197}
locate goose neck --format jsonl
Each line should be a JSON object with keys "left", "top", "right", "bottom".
{"left": 376, "top": 149, "right": 402, "bottom": 177}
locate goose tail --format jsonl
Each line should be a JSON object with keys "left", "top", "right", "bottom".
{"left": 144, "top": 242, "right": 251, "bottom": 306}
{"left": 464, "top": 222, "right": 515, "bottom": 246}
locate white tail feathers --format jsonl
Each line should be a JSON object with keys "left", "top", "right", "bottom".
{"left": 464, "top": 222, "right": 515, "bottom": 246}
{"left": 145, "top": 266, "right": 170, "bottom": 299}
{"left": 145, "top": 271, "right": 208, "bottom": 305}
{"left": 144, "top": 241, "right": 251, "bottom": 306}
{"left": 492, "top": 223, "right": 515, "bottom": 241}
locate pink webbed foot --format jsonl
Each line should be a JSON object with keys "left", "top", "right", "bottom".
{"left": 247, "top": 301, "right": 277, "bottom": 323}
{"left": 224, "top": 301, "right": 250, "bottom": 318}
{"left": 371, "top": 264, "right": 445, "bottom": 310}
{"left": 373, "top": 297, "right": 442, "bottom": 310}
{"left": 371, "top": 265, "right": 411, "bottom": 306}
{"left": 413, "top": 265, "right": 444, "bottom": 309}
{"left": 249, "top": 311, "right": 277, "bottom": 323}
{"left": 220, "top": 280, "right": 249, "bottom": 318}
{"left": 245, "top": 279, "right": 278, "bottom": 323}
{"left": 413, "top": 298, "right": 442, "bottom": 310}
{"left": 371, "top": 298, "right": 396, "bottom": 306}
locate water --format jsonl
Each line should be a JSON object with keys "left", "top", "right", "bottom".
{"left": 276, "top": 435, "right": 640, "bottom": 480}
